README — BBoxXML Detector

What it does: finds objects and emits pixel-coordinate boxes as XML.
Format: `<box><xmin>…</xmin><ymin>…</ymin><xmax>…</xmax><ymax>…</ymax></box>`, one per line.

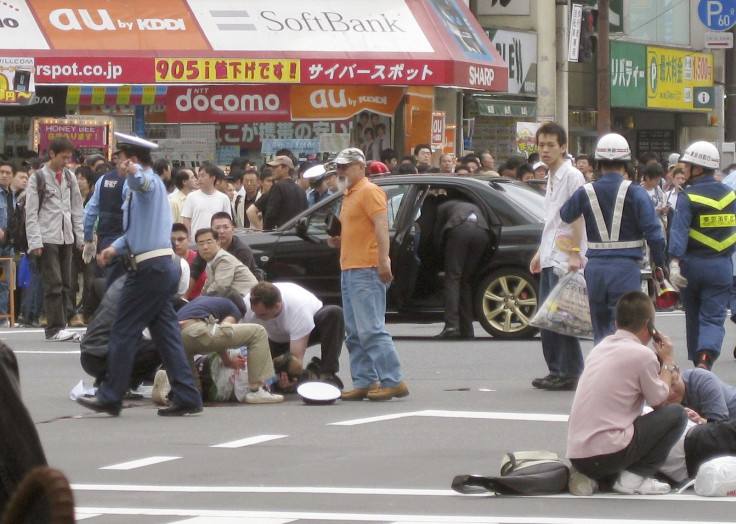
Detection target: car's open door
<box><xmin>386</xmin><ymin>184</ymin><xmax>427</xmax><ymax>307</ymax></box>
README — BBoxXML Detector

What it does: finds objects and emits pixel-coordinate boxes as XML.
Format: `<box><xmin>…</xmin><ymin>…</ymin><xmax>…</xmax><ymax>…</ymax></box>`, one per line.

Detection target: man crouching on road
<box><xmin>567</xmin><ymin>291</ymin><xmax>686</xmax><ymax>495</ymax></box>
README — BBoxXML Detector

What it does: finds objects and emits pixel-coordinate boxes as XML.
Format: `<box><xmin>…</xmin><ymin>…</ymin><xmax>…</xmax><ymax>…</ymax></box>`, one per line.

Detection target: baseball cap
<box><xmin>334</xmin><ymin>147</ymin><xmax>366</xmax><ymax>165</ymax></box>
<box><xmin>668</xmin><ymin>153</ymin><xmax>680</xmax><ymax>169</ymax></box>
<box><xmin>113</xmin><ymin>132</ymin><xmax>159</xmax><ymax>153</ymax></box>
<box><xmin>532</xmin><ymin>161</ymin><xmax>548</xmax><ymax>171</ymax></box>
<box><xmin>266</xmin><ymin>155</ymin><xmax>295</xmax><ymax>169</ymax></box>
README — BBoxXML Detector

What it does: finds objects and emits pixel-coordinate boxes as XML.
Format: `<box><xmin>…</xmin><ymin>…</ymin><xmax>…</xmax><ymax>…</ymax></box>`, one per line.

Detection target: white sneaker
<box><xmin>46</xmin><ymin>329</ymin><xmax>75</xmax><ymax>342</ymax></box>
<box><xmin>151</xmin><ymin>370</ymin><xmax>171</xmax><ymax>406</ymax></box>
<box><xmin>568</xmin><ymin>465</ymin><xmax>598</xmax><ymax>496</ymax></box>
<box><xmin>613</xmin><ymin>470</ymin><xmax>671</xmax><ymax>495</ymax></box>
<box><xmin>244</xmin><ymin>385</ymin><xmax>284</xmax><ymax>404</ymax></box>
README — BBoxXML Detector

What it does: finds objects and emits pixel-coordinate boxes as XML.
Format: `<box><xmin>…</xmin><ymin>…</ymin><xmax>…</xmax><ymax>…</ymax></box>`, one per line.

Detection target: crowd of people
<box><xmin>5</xmin><ymin>124</ymin><xmax>736</xmax><ymax>495</ymax></box>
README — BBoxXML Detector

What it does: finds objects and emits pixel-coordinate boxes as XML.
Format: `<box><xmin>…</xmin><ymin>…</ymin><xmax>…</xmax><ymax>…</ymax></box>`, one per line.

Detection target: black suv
<box><xmin>238</xmin><ymin>175</ymin><xmax>545</xmax><ymax>339</ymax></box>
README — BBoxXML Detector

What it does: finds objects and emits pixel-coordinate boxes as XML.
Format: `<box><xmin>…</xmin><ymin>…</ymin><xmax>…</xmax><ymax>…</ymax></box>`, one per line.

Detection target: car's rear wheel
<box><xmin>475</xmin><ymin>268</ymin><xmax>539</xmax><ymax>339</ymax></box>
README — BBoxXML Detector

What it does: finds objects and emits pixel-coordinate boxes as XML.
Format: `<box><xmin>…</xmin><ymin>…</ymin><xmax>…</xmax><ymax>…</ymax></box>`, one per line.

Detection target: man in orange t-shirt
<box><xmin>327</xmin><ymin>148</ymin><xmax>408</xmax><ymax>401</ymax></box>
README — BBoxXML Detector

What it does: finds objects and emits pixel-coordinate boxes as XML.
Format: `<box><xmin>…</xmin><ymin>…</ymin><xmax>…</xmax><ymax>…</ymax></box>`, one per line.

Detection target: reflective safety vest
<box><xmin>584</xmin><ymin>180</ymin><xmax>645</xmax><ymax>250</ymax></box>
<box><xmin>686</xmin><ymin>189</ymin><xmax>736</xmax><ymax>254</ymax></box>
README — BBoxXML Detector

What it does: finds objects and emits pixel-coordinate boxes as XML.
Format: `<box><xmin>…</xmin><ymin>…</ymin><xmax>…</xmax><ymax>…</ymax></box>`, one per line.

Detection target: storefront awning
<box><xmin>2</xmin><ymin>0</ymin><xmax>508</xmax><ymax>92</ymax></box>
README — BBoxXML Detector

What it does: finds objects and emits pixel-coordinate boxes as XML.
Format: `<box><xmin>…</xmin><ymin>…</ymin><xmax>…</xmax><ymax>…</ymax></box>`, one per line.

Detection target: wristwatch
<box><xmin>662</xmin><ymin>364</ymin><xmax>677</xmax><ymax>373</ymax></box>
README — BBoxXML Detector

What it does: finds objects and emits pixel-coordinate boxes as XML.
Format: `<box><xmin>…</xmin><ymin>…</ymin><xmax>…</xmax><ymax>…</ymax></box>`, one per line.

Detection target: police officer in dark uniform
<box><xmin>77</xmin><ymin>133</ymin><xmax>202</xmax><ymax>417</ymax></box>
<box><xmin>433</xmin><ymin>195</ymin><xmax>491</xmax><ymax>339</ymax></box>
<box><xmin>668</xmin><ymin>141</ymin><xmax>736</xmax><ymax>370</ymax></box>
<box><xmin>82</xmin><ymin>159</ymin><xmax>125</xmax><ymax>284</ymax></box>
<box><xmin>560</xmin><ymin>133</ymin><xmax>666</xmax><ymax>343</ymax></box>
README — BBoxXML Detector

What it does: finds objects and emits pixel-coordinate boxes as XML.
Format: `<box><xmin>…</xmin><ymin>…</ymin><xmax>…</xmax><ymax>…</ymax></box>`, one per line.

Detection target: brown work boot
<box><xmin>70</xmin><ymin>313</ymin><xmax>86</xmax><ymax>327</ymax></box>
<box><xmin>341</xmin><ymin>383</ymin><xmax>379</xmax><ymax>401</ymax></box>
<box><xmin>367</xmin><ymin>381</ymin><xmax>409</xmax><ymax>401</ymax></box>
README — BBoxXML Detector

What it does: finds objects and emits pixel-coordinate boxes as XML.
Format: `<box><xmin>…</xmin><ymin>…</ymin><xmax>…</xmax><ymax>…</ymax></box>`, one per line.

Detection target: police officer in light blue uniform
<box><xmin>668</xmin><ymin>141</ymin><xmax>736</xmax><ymax>370</ymax></box>
<box><xmin>560</xmin><ymin>133</ymin><xmax>666</xmax><ymax>343</ymax></box>
<box><xmin>77</xmin><ymin>132</ymin><xmax>202</xmax><ymax>417</ymax></box>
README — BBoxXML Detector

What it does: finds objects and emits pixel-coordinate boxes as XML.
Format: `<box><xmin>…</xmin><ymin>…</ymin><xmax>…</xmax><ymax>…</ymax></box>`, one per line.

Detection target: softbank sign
<box><xmin>167</xmin><ymin>86</ymin><xmax>291</xmax><ymax>123</ymax></box>
<box><xmin>185</xmin><ymin>0</ymin><xmax>433</xmax><ymax>53</ymax></box>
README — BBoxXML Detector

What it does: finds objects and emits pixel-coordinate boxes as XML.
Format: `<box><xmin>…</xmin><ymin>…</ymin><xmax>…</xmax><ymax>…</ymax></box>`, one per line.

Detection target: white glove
<box><xmin>82</xmin><ymin>241</ymin><xmax>97</xmax><ymax>264</ymax></box>
<box><xmin>668</xmin><ymin>260</ymin><xmax>688</xmax><ymax>290</ymax></box>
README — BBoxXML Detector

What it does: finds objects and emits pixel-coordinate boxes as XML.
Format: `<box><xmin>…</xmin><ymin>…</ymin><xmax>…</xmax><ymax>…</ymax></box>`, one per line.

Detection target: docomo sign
<box><xmin>166</xmin><ymin>85</ymin><xmax>291</xmax><ymax>123</ymax></box>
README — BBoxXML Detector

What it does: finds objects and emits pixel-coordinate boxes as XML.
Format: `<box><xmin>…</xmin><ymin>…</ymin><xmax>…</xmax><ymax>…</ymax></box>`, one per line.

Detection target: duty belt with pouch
<box><xmin>123</xmin><ymin>247</ymin><xmax>175</xmax><ymax>272</ymax></box>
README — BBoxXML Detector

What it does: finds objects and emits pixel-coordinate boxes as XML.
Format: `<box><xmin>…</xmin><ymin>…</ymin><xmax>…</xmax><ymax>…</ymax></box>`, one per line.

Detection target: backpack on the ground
<box><xmin>452</xmin><ymin>451</ymin><xmax>569</xmax><ymax>496</ymax></box>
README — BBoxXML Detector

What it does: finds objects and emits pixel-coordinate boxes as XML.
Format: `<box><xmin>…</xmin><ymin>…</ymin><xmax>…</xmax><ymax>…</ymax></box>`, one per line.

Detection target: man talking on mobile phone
<box><xmin>566</xmin><ymin>291</ymin><xmax>686</xmax><ymax>496</ymax></box>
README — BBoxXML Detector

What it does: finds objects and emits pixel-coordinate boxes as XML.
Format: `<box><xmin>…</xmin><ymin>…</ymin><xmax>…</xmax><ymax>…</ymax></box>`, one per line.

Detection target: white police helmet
<box><xmin>680</xmin><ymin>141</ymin><xmax>720</xmax><ymax>169</ymax></box>
<box><xmin>594</xmin><ymin>133</ymin><xmax>631</xmax><ymax>161</ymax></box>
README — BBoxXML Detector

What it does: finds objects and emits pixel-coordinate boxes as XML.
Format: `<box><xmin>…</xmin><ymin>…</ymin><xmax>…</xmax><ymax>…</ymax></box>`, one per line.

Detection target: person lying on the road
<box><xmin>170</xmin><ymin>290</ymin><xmax>283</xmax><ymax>405</ymax></box>
<box><xmin>667</xmin><ymin>367</ymin><xmax>736</xmax><ymax>422</ymax></box>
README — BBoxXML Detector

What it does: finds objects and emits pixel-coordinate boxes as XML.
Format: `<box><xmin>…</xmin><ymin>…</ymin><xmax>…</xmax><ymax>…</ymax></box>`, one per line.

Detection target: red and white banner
<box><xmin>11</xmin><ymin>0</ymin><xmax>508</xmax><ymax>92</ymax></box>
<box><xmin>167</xmin><ymin>85</ymin><xmax>291</xmax><ymax>123</ymax></box>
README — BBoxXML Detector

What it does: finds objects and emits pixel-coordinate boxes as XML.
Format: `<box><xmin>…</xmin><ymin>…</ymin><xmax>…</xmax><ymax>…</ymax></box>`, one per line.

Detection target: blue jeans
<box><xmin>539</xmin><ymin>267</ymin><xmax>584</xmax><ymax>379</ymax></box>
<box><xmin>341</xmin><ymin>268</ymin><xmax>403</xmax><ymax>388</ymax></box>
<box><xmin>585</xmin><ymin>257</ymin><xmax>642</xmax><ymax>344</ymax></box>
<box><xmin>21</xmin><ymin>256</ymin><xmax>43</xmax><ymax>322</ymax></box>
<box><xmin>681</xmin><ymin>255</ymin><xmax>732</xmax><ymax>362</ymax></box>
<box><xmin>96</xmin><ymin>256</ymin><xmax>201</xmax><ymax>410</ymax></box>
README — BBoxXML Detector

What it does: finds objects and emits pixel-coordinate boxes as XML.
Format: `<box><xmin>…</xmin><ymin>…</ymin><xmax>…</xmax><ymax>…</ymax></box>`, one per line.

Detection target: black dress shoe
<box><xmin>545</xmin><ymin>377</ymin><xmax>579</xmax><ymax>391</ymax></box>
<box><xmin>157</xmin><ymin>404</ymin><xmax>203</xmax><ymax>417</ymax></box>
<box><xmin>76</xmin><ymin>396</ymin><xmax>121</xmax><ymax>416</ymax></box>
<box><xmin>532</xmin><ymin>374</ymin><xmax>556</xmax><ymax>389</ymax></box>
<box><xmin>435</xmin><ymin>327</ymin><xmax>462</xmax><ymax>339</ymax></box>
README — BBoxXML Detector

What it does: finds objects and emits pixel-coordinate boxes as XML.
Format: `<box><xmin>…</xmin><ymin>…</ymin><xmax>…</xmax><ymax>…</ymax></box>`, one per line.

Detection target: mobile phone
<box><xmin>648</xmin><ymin>321</ymin><xmax>662</xmax><ymax>344</ymax></box>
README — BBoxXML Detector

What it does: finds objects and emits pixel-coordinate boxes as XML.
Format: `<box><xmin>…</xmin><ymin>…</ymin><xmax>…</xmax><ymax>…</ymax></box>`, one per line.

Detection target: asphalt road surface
<box><xmin>8</xmin><ymin>310</ymin><xmax>736</xmax><ymax>523</ymax></box>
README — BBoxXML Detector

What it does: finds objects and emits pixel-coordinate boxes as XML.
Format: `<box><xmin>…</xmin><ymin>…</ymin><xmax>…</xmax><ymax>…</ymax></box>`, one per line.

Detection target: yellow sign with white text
<box><xmin>646</xmin><ymin>47</ymin><xmax>713</xmax><ymax>111</ymax></box>
<box><xmin>155</xmin><ymin>58</ymin><xmax>300</xmax><ymax>83</ymax></box>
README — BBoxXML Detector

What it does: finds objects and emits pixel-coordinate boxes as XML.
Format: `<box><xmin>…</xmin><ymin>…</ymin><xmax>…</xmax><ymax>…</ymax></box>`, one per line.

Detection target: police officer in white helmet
<box><xmin>669</xmin><ymin>141</ymin><xmax>736</xmax><ymax>370</ymax></box>
<box><xmin>561</xmin><ymin>133</ymin><xmax>667</xmax><ymax>343</ymax></box>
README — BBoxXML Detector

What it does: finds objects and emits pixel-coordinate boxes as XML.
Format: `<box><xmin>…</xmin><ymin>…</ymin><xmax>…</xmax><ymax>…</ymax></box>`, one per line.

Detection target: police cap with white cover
<box><xmin>680</xmin><ymin>141</ymin><xmax>720</xmax><ymax>169</ymax></box>
<box><xmin>594</xmin><ymin>133</ymin><xmax>631</xmax><ymax>161</ymax></box>
<box><xmin>113</xmin><ymin>132</ymin><xmax>159</xmax><ymax>153</ymax></box>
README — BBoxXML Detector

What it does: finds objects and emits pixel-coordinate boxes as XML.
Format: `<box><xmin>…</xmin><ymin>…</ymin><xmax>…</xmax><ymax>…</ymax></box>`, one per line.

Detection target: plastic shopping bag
<box><xmin>530</xmin><ymin>270</ymin><xmax>593</xmax><ymax>339</ymax></box>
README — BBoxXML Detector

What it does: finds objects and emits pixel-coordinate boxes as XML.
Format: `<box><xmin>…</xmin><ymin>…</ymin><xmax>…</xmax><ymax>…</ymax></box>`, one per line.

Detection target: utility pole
<box><xmin>726</xmin><ymin>24</ymin><xmax>736</xmax><ymax>142</ymax></box>
<box><xmin>597</xmin><ymin>0</ymin><xmax>611</xmax><ymax>134</ymax></box>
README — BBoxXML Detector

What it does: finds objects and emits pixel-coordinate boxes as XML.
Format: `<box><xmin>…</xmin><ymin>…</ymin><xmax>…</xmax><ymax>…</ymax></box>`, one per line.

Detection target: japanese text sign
<box><xmin>646</xmin><ymin>46</ymin><xmax>714</xmax><ymax>111</ymax></box>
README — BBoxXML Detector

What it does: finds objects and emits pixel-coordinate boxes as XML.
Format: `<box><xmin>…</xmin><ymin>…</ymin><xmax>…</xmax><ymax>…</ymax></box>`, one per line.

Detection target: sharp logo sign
<box><xmin>49</xmin><ymin>9</ymin><xmax>187</xmax><ymax>31</ymax></box>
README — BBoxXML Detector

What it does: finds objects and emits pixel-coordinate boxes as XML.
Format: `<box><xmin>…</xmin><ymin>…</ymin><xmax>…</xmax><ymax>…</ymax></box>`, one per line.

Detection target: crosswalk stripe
<box><xmin>210</xmin><ymin>435</ymin><xmax>288</xmax><ymax>448</ymax></box>
<box><xmin>100</xmin><ymin>456</ymin><xmax>181</xmax><ymax>470</ymax></box>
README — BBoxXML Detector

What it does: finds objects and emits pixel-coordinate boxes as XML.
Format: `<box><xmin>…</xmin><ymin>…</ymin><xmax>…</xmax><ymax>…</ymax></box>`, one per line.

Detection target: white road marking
<box><xmin>210</xmin><ymin>435</ymin><xmax>287</xmax><ymax>448</ymax></box>
<box><xmin>74</xmin><ymin>513</ymin><xmax>102</xmax><ymax>520</ymax></box>
<box><xmin>13</xmin><ymin>350</ymin><xmax>80</xmax><ymax>354</ymax></box>
<box><xmin>70</xmin><ymin>506</ymin><xmax>736</xmax><ymax>523</ymax></box>
<box><xmin>71</xmin><ymin>484</ymin><xmax>463</xmax><ymax>497</ymax></box>
<box><xmin>170</xmin><ymin>518</ymin><xmax>295</xmax><ymax>524</ymax></box>
<box><xmin>330</xmin><ymin>410</ymin><xmax>569</xmax><ymax>426</ymax></box>
<box><xmin>69</xmin><ymin>483</ymin><xmax>734</xmax><ymax>504</ymax></box>
<box><xmin>100</xmin><ymin>456</ymin><xmax>181</xmax><ymax>470</ymax></box>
